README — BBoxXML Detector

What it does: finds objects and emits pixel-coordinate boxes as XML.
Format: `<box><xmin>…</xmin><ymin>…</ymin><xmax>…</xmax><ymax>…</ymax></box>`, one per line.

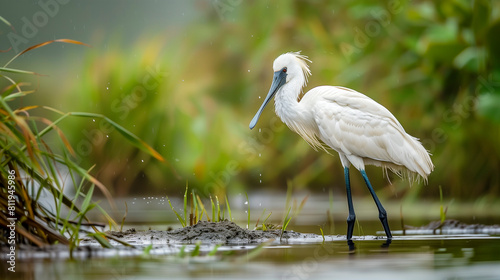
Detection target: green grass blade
<box><xmin>80</xmin><ymin>185</ymin><xmax>94</xmax><ymax>213</ymax></box>
<box><xmin>216</xmin><ymin>196</ymin><xmax>221</xmax><ymax>222</ymax></box>
<box><xmin>167</xmin><ymin>196</ymin><xmax>186</xmax><ymax>227</ymax></box>
<box><xmin>44</xmin><ymin>111</ymin><xmax>164</xmax><ymax>162</ymax></box>
<box><xmin>142</xmin><ymin>244</ymin><xmax>153</xmax><ymax>256</ymax></box>
<box><xmin>210</xmin><ymin>195</ymin><xmax>215</xmax><ymax>222</ymax></box>
<box><xmin>87</xmin><ymin>232</ymin><xmax>113</xmax><ymax>248</ymax></box>
<box><xmin>0</xmin><ymin>16</ymin><xmax>13</xmax><ymax>30</ymax></box>
<box><xmin>256</xmin><ymin>208</ymin><xmax>267</xmax><ymax>228</ymax></box>
<box><xmin>0</xmin><ymin>67</ymin><xmax>38</xmax><ymax>75</ymax></box>
<box><xmin>192</xmin><ymin>190</ymin><xmax>198</xmax><ymax>224</ymax></box>
<box><xmin>320</xmin><ymin>227</ymin><xmax>325</xmax><ymax>243</ymax></box>
<box><xmin>191</xmin><ymin>241</ymin><xmax>201</xmax><ymax>257</ymax></box>
<box><xmin>208</xmin><ymin>244</ymin><xmax>221</xmax><ymax>256</ymax></box>
<box><xmin>263</xmin><ymin>212</ymin><xmax>272</xmax><ymax>225</ymax></box>
<box><xmin>225</xmin><ymin>195</ymin><xmax>232</xmax><ymax>222</ymax></box>
<box><xmin>183</xmin><ymin>183</ymin><xmax>188</xmax><ymax>224</ymax></box>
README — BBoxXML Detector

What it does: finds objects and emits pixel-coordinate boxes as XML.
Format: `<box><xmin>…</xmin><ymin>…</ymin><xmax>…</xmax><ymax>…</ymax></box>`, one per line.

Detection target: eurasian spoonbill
<box><xmin>249</xmin><ymin>52</ymin><xmax>434</xmax><ymax>243</ymax></box>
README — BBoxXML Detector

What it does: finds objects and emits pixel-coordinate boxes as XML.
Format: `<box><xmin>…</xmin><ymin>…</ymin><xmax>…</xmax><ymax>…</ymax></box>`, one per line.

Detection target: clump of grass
<box><xmin>165</xmin><ymin>183</ymin><xmax>309</xmax><ymax>239</ymax></box>
<box><xmin>0</xmin><ymin>34</ymin><xmax>163</xmax><ymax>252</ymax></box>
<box><xmin>255</xmin><ymin>209</ymin><xmax>272</xmax><ymax>231</ymax></box>
<box><xmin>167</xmin><ymin>187</ymin><xmax>234</xmax><ymax>227</ymax></box>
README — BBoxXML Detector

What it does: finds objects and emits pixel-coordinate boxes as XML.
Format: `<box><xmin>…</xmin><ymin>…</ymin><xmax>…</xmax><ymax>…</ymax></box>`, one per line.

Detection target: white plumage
<box><xmin>250</xmin><ymin>51</ymin><xmax>434</xmax><ymax>244</ymax></box>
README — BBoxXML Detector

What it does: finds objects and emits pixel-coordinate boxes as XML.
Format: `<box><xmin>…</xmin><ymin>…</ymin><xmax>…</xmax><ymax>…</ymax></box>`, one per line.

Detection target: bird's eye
<box><xmin>283</xmin><ymin>68</ymin><xmax>287</xmax><ymax>73</ymax></box>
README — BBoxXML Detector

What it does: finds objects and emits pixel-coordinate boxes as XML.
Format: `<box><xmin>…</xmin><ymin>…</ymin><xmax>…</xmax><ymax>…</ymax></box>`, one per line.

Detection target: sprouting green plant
<box><xmin>255</xmin><ymin>208</ymin><xmax>266</xmax><ymax>229</ymax></box>
<box><xmin>262</xmin><ymin>212</ymin><xmax>272</xmax><ymax>230</ymax></box>
<box><xmin>255</xmin><ymin>208</ymin><xmax>273</xmax><ymax>230</ymax></box>
<box><xmin>216</xmin><ymin>195</ymin><xmax>221</xmax><ymax>221</ymax></box>
<box><xmin>210</xmin><ymin>195</ymin><xmax>216</xmax><ymax>222</ymax></box>
<box><xmin>178</xmin><ymin>245</ymin><xmax>187</xmax><ymax>258</ymax></box>
<box><xmin>142</xmin><ymin>244</ymin><xmax>153</xmax><ymax>257</ymax></box>
<box><xmin>254</xmin><ymin>210</ymin><xmax>273</xmax><ymax>231</ymax></box>
<box><xmin>190</xmin><ymin>189</ymin><xmax>198</xmax><ymax>225</ymax></box>
<box><xmin>280</xmin><ymin>207</ymin><xmax>292</xmax><ymax>241</ymax></box>
<box><xmin>225</xmin><ymin>195</ymin><xmax>232</xmax><ymax>222</ymax></box>
<box><xmin>191</xmin><ymin>241</ymin><xmax>201</xmax><ymax>257</ymax></box>
<box><xmin>319</xmin><ymin>227</ymin><xmax>325</xmax><ymax>243</ymax></box>
<box><xmin>208</xmin><ymin>244</ymin><xmax>221</xmax><ymax>256</ymax></box>
<box><xmin>196</xmin><ymin>194</ymin><xmax>210</xmax><ymax>222</ymax></box>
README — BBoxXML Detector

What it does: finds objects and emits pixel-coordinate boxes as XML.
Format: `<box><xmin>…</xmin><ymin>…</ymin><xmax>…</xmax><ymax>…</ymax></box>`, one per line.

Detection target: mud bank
<box><xmin>103</xmin><ymin>220</ymin><xmax>324</xmax><ymax>245</ymax></box>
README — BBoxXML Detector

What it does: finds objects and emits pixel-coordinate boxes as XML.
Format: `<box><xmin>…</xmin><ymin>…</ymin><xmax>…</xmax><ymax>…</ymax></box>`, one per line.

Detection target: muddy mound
<box><xmin>167</xmin><ymin>220</ymin><xmax>302</xmax><ymax>243</ymax></box>
<box><xmin>405</xmin><ymin>219</ymin><xmax>500</xmax><ymax>234</ymax></box>
<box><xmin>105</xmin><ymin>220</ymin><xmax>307</xmax><ymax>244</ymax></box>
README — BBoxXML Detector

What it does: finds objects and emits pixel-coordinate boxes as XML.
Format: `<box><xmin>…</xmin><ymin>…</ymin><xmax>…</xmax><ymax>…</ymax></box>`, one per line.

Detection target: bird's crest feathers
<box><xmin>289</xmin><ymin>51</ymin><xmax>312</xmax><ymax>85</ymax></box>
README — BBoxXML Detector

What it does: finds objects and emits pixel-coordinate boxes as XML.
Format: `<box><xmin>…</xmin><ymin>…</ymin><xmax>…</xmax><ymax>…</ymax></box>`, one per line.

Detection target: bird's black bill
<box><xmin>249</xmin><ymin>69</ymin><xmax>287</xmax><ymax>129</ymax></box>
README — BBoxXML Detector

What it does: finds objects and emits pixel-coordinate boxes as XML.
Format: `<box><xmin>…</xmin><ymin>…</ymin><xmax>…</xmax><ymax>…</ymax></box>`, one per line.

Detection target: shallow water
<box><xmin>6</xmin><ymin>230</ymin><xmax>500</xmax><ymax>280</ymax></box>
<box><xmin>5</xmin><ymin>194</ymin><xmax>500</xmax><ymax>280</ymax></box>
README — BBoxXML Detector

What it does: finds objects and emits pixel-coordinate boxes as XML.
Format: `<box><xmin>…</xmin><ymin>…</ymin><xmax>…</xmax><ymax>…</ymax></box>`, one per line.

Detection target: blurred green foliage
<box><xmin>46</xmin><ymin>0</ymin><xmax>500</xmax><ymax>200</ymax></box>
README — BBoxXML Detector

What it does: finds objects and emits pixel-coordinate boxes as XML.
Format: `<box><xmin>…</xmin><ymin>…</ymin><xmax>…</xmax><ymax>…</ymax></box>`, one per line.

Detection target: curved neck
<box><xmin>274</xmin><ymin>76</ymin><xmax>304</xmax><ymax>126</ymax></box>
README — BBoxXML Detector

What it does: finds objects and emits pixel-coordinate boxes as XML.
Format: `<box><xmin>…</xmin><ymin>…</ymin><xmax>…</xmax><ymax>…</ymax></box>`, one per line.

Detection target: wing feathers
<box><xmin>305</xmin><ymin>86</ymin><xmax>433</xmax><ymax>181</ymax></box>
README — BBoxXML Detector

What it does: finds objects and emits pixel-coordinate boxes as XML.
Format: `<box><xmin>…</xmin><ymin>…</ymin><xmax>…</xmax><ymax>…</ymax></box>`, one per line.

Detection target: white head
<box><xmin>272</xmin><ymin>51</ymin><xmax>311</xmax><ymax>86</ymax></box>
<box><xmin>249</xmin><ymin>51</ymin><xmax>311</xmax><ymax>129</ymax></box>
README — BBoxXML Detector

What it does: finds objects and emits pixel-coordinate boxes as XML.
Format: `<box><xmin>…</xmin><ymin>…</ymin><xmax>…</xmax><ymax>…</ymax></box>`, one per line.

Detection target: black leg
<box><xmin>344</xmin><ymin>167</ymin><xmax>356</xmax><ymax>241</ymax></box>
<box><xmin>360</xmin><ymin>170</ymin><xmax>392</xmax><ymax>239</ymax></box>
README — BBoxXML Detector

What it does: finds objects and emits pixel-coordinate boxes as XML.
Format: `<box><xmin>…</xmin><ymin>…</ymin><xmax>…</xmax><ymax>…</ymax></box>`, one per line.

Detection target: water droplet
<box><xmin>92</xmin><ymin>119</ymin><xmax>95</xmax><ymax>122</ymax></box>
<box><xmin>106</xmin><ymin>87</ymin><xmax>109</xmax><ymax>90</ymax></box>
<box><xmin>106</xmin><ymin>135</ymin><xmax>109</xmax><ymax>138</ymax></box>
<box><xmin>175</xmin><ymin>158</ymin><xmax>180</xmax><ymax>162</ymax></box>
<box><xmin>259</xmin><ymin>153</ymin><xmax>261</xmax><ymax>157</ymax></box>
<box><xmin>259</xmin><ymin>128</ymin><xmax>261</xmax><ymax>132</ymax></box>
<box><xmin>258</xmin><ymin>96</ymin><xmax>261</xmax><ymax>99</ymax></box>
<box><xmin>259</xmin><ymin>173</ymin><xmax>262</xmax><ymax>176</ymax></box>
<box><xmin>259</xmin><ymin>180</ymin><xmax>262</xmax><ymax>183</ymax></box>
<box><xmin>132</xmin><ymin>202</ymin><xmax>135</xmax><ymax>204</ymax></box>
<box><xmin>259</xmin><ymin>203</ymin><xmax>262</xmax><ymax>206</ymax></box>
<box><xmin>248</xmin><ymin>69</ymin><xmax>250</xmax><ymax>72</ymax></box>
<box><xmin>244</xmin><ymin>201</ymin><xmax>248</xmax><ymax>205</ymax></box>
<box><xmin>141</xmin><ymin>159</ymin><xmax>144</xmax><ymax>163</ymax></box>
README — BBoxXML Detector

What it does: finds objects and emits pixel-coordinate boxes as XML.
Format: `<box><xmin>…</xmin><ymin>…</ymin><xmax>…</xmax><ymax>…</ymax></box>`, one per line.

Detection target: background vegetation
<box><xmin>2</xmin><ymin>0</ymin><xmax>499</xmax><ymax>204</ymax></box>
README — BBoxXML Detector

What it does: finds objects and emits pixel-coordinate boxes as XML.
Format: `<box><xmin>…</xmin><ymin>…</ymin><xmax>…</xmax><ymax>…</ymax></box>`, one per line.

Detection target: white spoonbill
<box><xmin>250</xmin><ymin>52</ymin><xmax>433</xmax><ymax>242</ymax></box>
